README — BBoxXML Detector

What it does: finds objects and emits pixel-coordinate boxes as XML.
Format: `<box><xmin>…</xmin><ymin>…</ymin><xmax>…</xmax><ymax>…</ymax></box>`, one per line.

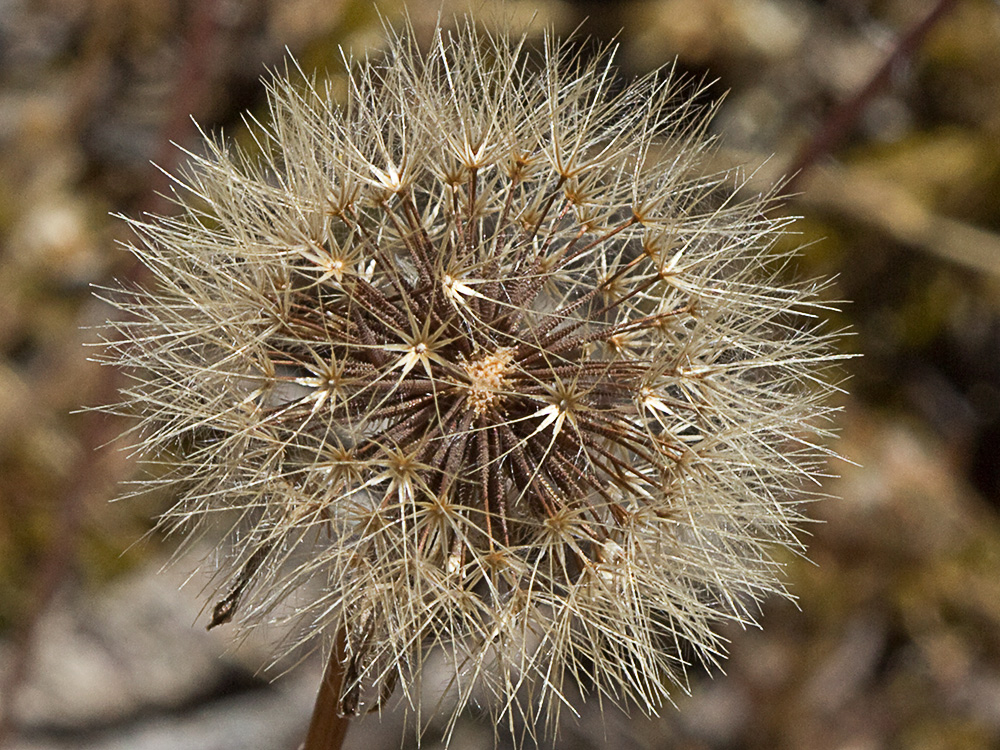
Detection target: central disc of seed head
<box><xmin>462</xmin><ymin>347</ymin><xmax>515</xmax><ymax>415</ymax></box>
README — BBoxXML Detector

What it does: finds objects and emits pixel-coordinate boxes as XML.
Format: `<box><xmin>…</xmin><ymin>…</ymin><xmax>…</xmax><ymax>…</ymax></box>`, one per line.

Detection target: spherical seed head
<box><xmin>107</xmin><ymin>17</ymin><xmax>844</xmax><ymax>743</ymax></box>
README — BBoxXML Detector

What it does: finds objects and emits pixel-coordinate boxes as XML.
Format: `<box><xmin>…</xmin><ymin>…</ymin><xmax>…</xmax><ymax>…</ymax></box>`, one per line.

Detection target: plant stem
<box><xmin>303</xmin><ymin>628</ymin><xmax>352</xmax><ymax>750</ymax></box>
<box><xmin>785</xmin><ymin>0</ymin><xmax>961</xmax><ymax>191</ymax></box>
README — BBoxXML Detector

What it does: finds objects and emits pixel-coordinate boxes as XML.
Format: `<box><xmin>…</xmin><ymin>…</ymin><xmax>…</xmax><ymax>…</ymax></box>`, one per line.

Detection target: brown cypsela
<box><xmin>103</xmin><ymin>16</ymin><xmax>846</xmax><ymax>747</ymax></box>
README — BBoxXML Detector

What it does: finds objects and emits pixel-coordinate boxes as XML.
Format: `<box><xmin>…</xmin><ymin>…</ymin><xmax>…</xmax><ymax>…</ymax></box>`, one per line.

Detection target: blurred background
<box><xmin>1</xmin><ymin>0</ymin><xmax>1000</xmax><ymax>748</ymax></box>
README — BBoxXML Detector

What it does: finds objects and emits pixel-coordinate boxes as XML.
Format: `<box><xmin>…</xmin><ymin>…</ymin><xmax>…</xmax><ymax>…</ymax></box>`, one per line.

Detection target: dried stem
<box><xmin>303</xmin><ymin>629</ymin><xmax>352</xmax><ymax>750</ymax></box>
<box><xmin>785</xmin><ymin>0</ymin><xmax>961</xmax><ymax>191</ymax></box>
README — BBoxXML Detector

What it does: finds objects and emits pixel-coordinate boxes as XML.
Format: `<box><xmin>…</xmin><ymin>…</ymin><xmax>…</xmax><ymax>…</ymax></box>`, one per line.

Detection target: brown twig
<box><xmin>0</xmin><ymin>2</ymin><xmax>220</xmax><ymax>746</ymax></box>
<box><xmin>303</xmin><ymin>629</ymin><xmax>353</xmax><ymax>750</ymax></box>
<box><xmin>784</xmin><ymin>0</ymin><xmax>961</xmax><ymax>191</ymax></box>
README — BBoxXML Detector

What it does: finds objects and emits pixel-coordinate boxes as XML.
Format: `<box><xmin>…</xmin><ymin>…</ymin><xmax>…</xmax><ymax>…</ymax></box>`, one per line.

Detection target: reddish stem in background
<box><xmin>0</xmin><ymin>2</ymin><xmax>220</xmax><ymax>747</ymax></box>
<box><xmin>784</xmin><ymin>0</ymin><xmax>961</xmax><ymax>191</ymax></box>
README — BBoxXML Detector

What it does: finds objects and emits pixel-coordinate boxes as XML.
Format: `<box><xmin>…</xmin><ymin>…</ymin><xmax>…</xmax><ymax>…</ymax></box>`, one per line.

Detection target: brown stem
<box><xmin>785</xmin><ymin>0</ymin><xmax>961</xmax><ymax>191</ymax></box>
<box><xmin>303</xmin><ymin>628</ymin><xmax>352</xmax><ymax>750</ymax></box>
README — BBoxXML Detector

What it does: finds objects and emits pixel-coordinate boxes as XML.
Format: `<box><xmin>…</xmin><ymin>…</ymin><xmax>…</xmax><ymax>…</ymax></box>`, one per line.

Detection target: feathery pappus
<box><xmin>104</xmin><ymin>16</ymin><xmax>845</xmax><ymax>745</ymax></box>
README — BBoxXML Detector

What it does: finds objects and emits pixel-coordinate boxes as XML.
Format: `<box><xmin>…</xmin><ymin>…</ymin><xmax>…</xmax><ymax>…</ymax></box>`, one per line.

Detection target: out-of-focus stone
<box><xmin>8</xmin><ymin>564</ymin><xmax>256</xmax><ymax>732</ymax></box>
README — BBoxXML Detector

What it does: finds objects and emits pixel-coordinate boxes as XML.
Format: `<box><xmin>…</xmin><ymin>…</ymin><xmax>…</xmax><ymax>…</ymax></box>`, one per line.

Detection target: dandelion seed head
<box><xmin>106</xmin><ymin>15</ymin><xmax>845</xmax><ymax>744</ymax></box>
